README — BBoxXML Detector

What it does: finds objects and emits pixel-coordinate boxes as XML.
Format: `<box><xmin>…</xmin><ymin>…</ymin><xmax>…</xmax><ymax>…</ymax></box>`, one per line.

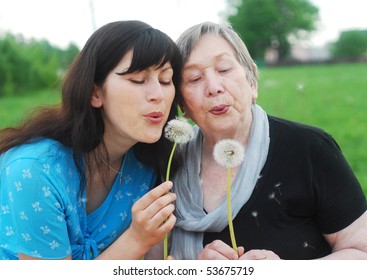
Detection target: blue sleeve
<box><xmin>1</xmin><ymin>158</ymin><xmax>72</xmax><ymax>259</ymax></box>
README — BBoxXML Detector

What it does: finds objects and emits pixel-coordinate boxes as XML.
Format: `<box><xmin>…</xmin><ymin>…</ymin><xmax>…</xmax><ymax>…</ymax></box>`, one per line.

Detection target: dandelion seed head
<box><xmin>213</xmin><ymin>139</ymin><xmax>245</xmax><ymax>168</ymax></box>
<box><xmin>164</xmin><ymin>118</ymin><xmax>195</xmax><ymax>144</ymax></box>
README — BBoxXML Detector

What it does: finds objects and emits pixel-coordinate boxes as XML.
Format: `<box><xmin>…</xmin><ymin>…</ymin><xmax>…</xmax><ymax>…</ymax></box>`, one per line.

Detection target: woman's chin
<box><xmin>142</xmin><ymin>134</ymin><xmax>162</xmax><ymax>144</ymax></box>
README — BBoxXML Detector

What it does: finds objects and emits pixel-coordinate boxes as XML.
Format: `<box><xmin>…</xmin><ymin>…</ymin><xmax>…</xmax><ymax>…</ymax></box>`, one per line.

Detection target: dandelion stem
<box><xmin>163</xmin><ymin>231</ymin><xmax>169</xmax><ymax>260</ymax></box>
<box><xmin>163</xmin><ymin>141</ymin><xmax>177</xmax><ymax>260</ymax></box>
<box><xmin>166</xmin><ymin>142</ymin><xmax>177</xmax><ymax>182</ymax></box>
<box><xmin>227</xmin><ymin>167</ymin><xmax>238</xmax><ymax>255</ymax></box>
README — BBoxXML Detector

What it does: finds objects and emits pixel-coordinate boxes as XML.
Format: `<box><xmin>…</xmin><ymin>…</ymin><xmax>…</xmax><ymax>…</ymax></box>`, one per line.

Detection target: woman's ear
<box><xmin>91</xmin><ymin>84</ymin><xmax>103</xmax><ymax>108</ymax></box>
<box><xmin>251</xmin><ymin>63</ymin><xmax>259</xmax><ymax>103</ymax></box>
<box><xmin>251</xmin><ymin>82</ymin><xmax>259</xmax><ymax>104</ymax></box>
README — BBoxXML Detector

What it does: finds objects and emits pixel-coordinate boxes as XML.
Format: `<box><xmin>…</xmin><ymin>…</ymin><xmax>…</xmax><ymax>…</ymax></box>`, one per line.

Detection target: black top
<box><xmin>204</xmin><ymin>116</ymin><xmax>367</xmax><ymax>259</ymax></box>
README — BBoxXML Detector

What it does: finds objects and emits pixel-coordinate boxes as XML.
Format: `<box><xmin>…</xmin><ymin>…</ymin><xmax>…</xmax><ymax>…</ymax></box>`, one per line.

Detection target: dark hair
<box><xmin>0</xmin><ymin>20</ymin><xmax>182</xmax><ymax>184</ymax></box>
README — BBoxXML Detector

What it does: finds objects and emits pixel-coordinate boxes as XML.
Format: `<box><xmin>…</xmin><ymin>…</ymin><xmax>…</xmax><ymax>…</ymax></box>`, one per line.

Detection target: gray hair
<box><xmin>175</xmin><ymin>21</ymin><xmax>258</xmax><ymax>86</ymax></box>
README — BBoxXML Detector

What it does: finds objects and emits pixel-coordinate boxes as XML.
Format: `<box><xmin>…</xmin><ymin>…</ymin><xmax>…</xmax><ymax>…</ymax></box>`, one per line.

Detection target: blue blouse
<box><xmin>0</xmin><ymin>138</ymin><xmax>156</xmax><ymax>259</ymax></box>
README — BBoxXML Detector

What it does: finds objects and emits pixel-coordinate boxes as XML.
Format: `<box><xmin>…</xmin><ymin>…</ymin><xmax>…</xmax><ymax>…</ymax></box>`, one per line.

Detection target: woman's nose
<box><xmin>146</xmin><ymin>80</ymin><xmax>164</xmax><ymax>102</ymax></box>
<box><xmin>205</xmin><ymin>72</ymin><xmax>224</xmax><ymax>96</ymax></box>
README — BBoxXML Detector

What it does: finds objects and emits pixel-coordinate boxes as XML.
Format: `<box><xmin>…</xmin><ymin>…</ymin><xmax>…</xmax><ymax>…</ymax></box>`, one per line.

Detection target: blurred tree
<box><xmin>0</xmin><ymin>33</ymin><xmax>79</xmax><ymax>97</ymax></box>
<box><xmin>0</xmin><ymin>34</ymin><xmax>30</xmax><ymax>96</ymax></box>
<box><xmin>26</xmin><ymin>39</ymin><xmax>59</xmax><ymax>88</ymax></box>
<box><xmin>331</xmin><ymin>30</ymin><xmax>367</xmax><ymax>60</ymax></box>
<box><xmin>226</xmin><ymin>0</ymin><xmax>319</xmax><ymax>61</ymax></box>
<box><xmin>60</xmin><ymin>43</ymin><xmax>80</xmax><ymax>69</ymax></box>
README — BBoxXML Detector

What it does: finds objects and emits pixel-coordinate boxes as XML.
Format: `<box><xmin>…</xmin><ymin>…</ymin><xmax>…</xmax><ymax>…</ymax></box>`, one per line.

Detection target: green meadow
<box><xmin>0</xmin><ymin>89</ymin><xmax>60</xmax><ymax>128</ymax></box>
<box><xmin>257</xmin><ymin>63</ymin><xmax>367</xmax><ymax>194</ymax></box>
<box><xmin>0</xmin><ymin>63</ymin><xmax>366</xmax><ymax>195</ymax></box>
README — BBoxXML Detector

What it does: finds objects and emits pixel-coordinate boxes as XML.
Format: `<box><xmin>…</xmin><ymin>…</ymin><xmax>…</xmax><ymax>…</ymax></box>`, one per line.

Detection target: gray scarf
<box><xmin>170</xmin><ymin>104</ymin><xmax>270</xmax><ymax>259</ymax></box>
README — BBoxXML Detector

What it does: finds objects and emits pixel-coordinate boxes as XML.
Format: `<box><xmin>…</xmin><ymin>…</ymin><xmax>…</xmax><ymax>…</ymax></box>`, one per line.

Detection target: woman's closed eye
<box><xmin>183</xmin><ymin>69</ymin><xmax>202</xmax><ymax>84</ymax></box>
<box><xmin>186</xmin><ymin>75</ymin><xmax>202</xmax><ymax>84</ymax></box>
<box><xmin>129</xmin><ymin>79</ymin><xmax>145</xmax><ymax>84</ymax></box>
<box><xmin>218</xmin><ymin>68</ymin><xmax>231</xmax><ymax>74</ymax></box>
<box><xmin>129</xmin><ymin>78</ymin><xmax>172</xmax><ymax>85</ymax></box>
<box><xmin>191</xmin><ymin>77</ymin><xmax>201</xmax><ymax>83</ymax></box>
<box><xmin>159</xmin><ymin>80</ymin><xmax>172</xmax><ymax>86</ymax></box>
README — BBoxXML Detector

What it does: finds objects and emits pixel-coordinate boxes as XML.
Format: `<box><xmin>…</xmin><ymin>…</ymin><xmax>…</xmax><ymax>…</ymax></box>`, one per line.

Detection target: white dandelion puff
<box><xmin>164</xmin><ymin>117</ymin><xmax>195</xmax><ymax>144</ymax></box>
<box><xmin>213</xmin><ymin>139</ymin><xmax>245</xmax><ymax>168</ymax></box>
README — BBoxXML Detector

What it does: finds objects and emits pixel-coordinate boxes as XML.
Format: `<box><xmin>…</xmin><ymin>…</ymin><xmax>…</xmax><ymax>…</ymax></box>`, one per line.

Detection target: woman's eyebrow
<box><xmin>183</xmin><ymin>52</ymin><xmax>233</xmax><ymax>70</ymax></box>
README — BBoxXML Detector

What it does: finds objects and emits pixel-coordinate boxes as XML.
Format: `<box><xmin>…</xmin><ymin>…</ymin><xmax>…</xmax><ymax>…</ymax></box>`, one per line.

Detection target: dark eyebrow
<box><xmin>115</xmin><ymin>68</ymin><xmax>130</xmax><ymax>76</ymax></box>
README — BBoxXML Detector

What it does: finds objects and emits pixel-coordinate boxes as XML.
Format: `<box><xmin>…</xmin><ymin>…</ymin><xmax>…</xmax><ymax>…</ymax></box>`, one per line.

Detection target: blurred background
<box><xmin>0</xmin><ymin>0</ymin><xmax>366</xmax><ymax>194</ymax></box>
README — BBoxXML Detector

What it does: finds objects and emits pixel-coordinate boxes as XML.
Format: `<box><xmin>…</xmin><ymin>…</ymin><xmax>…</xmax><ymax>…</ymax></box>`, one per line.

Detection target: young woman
<box><xmin>0</xmin><ymin>20</ymin><xmax>182</xmax><ymax>260</ymax></box>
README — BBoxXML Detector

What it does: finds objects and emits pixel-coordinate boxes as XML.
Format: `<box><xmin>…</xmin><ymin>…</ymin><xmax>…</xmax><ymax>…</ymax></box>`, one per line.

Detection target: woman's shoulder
<box><xmin>1</xmin><ymin>138</ymin><xmax>71</xmax><ymax>168</ymax></box>
<box><xmin>268</xmin><ymin>115</ymin><xmax>334</xmax><ymax>142</ymax></box>
<box><xmin>267</xmin><ymin>115</ymin><xmax>341</xmax><ymax>155</ymax></box>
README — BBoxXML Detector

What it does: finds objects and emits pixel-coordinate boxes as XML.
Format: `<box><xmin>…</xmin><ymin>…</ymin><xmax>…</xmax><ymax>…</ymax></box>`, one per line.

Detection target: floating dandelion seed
<box><xmin>268</xmin><ymin>191</ymin><xmax>281</xmax><ymax>205</ymax></box>
<box><xmin>163</xmin><ymin>117</ymin><xmax>195</xmax><ymax>260</ymax></box>
<box><xmin>251</xmin><ymin>211</ymin><xmax>260</xmax><ymax>226</ymax></box>
<box><xmin>303</xmin><ymin>241</ymin><xmax>316</xmax><ymax>250</ymax></box>
<box><xmin>213</xmin><ymin>139</ymin><xmax>245</xmax><ymax>255</ymax></box>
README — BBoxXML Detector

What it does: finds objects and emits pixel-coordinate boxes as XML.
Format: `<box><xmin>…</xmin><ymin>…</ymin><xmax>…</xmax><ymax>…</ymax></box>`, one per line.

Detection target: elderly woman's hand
<box><xmin>197</xmin><ymin>240</ymin><xmax>245</xmax><ymax>260</ymax></box>
<box><xmin>197</xmin><ymin>239</ymin><xmax>281</xmax><ymax>260</ymax></box>
<box><xmin>239</xmin><ymin>249</ymin><xmax>281</xmax><ymax>260</ymax></box>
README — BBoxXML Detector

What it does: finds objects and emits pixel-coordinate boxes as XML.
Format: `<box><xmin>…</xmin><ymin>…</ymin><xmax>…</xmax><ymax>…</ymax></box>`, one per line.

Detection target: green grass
<box><xmin>257</xmin><ymin>63</ymin><xmax>367</xmax><ymax>195</ymax></box>
<box><xmin>1</xmin><ymin>63</ymin><xmax>366</xmax><ymax>196</ymax></box>
<box><xmin>0</xmin><ymin>89</ymin><xmax>60</xmax><ymax>128</ymax></box>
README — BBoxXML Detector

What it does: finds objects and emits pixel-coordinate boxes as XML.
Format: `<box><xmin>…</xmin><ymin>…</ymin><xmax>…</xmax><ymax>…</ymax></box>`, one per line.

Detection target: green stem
<box><xmin>227</xmin><ymin>167</ymin><xmax>238</xmax><ymax>255</ymax></box>
<box><xmin>164</xmin><ymin>141</ymin><xmax>177</xmax><ymax>260</ymax></box>
<box><xmin>166</xmin><ymin>142</ymin><xmax>177</xmax><ymax>182</ymax></box>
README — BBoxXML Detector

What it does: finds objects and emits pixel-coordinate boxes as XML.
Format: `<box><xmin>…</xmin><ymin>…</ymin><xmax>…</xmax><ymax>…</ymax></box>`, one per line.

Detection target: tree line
<box><xmin>2</xmin><ymin>0</ymin><xmax>367</xmax><ymax>97</ymax></box>
<box><xmin>0</xmin><ymin>33</ymin><xmax>79</xmax><ymax>97</ymax></box>
<box><xmin>226</xmin><ymin>0</ymin><xmax>367</xmax><ymax>63</ymax></box>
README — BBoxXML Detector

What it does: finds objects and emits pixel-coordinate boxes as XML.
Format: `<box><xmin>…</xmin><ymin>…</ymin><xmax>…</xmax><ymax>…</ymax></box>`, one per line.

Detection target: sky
<box><xmin>0</xmin><ymin>0</ymin><xmax>366</xmax><ymax>49</ymax></box>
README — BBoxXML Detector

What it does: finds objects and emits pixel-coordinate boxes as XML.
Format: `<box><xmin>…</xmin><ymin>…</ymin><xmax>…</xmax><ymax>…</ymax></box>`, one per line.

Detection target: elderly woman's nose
<box><xmin>205</xmin><ymin>72</ymin><xmax>224</xmax><ymax>96</ymax></box>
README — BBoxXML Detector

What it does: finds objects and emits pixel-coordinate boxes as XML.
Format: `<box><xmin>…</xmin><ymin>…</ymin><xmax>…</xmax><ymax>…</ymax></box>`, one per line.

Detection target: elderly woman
<box><xmin>170</xmin><ymin>22</ymin><xmax>367</xmax><ymax>260</ymax></box>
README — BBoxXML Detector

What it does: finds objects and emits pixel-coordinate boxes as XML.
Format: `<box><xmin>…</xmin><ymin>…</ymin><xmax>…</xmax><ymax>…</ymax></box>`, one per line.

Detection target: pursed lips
<box><xmin>209</xmin><ymin>104</ymin><xmax>230</xmax><ymax>115</ymax></box>
<box><xmin>143</xmin><ymin>111</ymin><xmax>164</xmax><ymax>124</ymax></box>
